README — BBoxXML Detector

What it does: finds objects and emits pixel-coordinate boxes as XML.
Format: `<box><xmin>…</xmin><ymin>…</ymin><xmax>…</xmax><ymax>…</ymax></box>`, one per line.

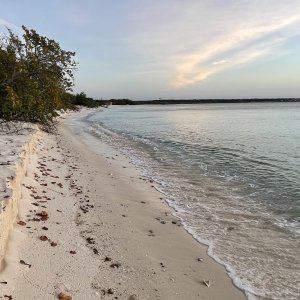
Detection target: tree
<box><xmin>0</xmin><ymin>26</ymin><xmax>77</xmax><ymax>130</ymax></box>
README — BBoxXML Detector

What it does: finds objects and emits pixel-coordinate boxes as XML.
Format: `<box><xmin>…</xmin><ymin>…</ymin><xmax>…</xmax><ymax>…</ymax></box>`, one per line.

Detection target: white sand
<box><xmin>0</xmin><ymin>111</ymin><xmax>246</xmax><ymax>299</ymax></box>
<box><xmin>0</xmin><ymin>124</ymin><xmax>39</xmax><ymax>269</ymax></box>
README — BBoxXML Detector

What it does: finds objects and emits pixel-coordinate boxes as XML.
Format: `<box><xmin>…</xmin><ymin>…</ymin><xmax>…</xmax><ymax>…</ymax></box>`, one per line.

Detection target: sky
<box><xmin>1</xmin><ymin>0</ymin><xmax>300</xmax><ymax>100</ymax></box>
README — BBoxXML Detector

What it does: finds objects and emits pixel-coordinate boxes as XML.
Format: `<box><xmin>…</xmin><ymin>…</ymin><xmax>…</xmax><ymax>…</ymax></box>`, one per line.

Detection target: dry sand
<box><xmin>0</xmin><ymin>111</ymin><xmax>246</xmax><ymax>299</ymax></box>
<box><xmin>0</xmin><ymin>124</ymin><xmax>38</xmax><ymax>269</ymax></box>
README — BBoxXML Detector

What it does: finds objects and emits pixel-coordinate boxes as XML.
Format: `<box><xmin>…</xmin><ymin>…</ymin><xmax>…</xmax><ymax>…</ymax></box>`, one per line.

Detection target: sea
<box><xmin>72</xmin><ymin>102</ymin><xmax>300</xmax><ymax>300</ymax></box>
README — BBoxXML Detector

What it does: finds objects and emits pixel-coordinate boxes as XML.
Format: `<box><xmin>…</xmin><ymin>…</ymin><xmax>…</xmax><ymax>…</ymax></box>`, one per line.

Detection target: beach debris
<box><xmin>50</xmin><ymin>241</ymin><xmax>58</xmax><ymax>247</ymax></box>
<box><xmin>140</xmin><ymin>201</ymin><xmax>146</xmax><ymax>204</ymax></box>
<box><xmin>42</xmin><ymin>226</ymin><xmax>48</xmax><ymax>230</ymax></box>
<box><xmin>101</xmin><ymin>288</ymin><xmax>114</xmax><ymax>295</ymax></box>
<box><xmin>70</xmin><ymin>251</ymin><xmax>76</xmax><ymax>254</ymax></box>
<box><xmin>110</xmin><ymin>262</ymin><xmax>121</xmax><ymax>268</ymax></box>
<box><xmin>128</xmin><ymin>295</ymin><xmax>138</xmax><ymax>300</ymax></box>
<box><xmin>155</xmin><ymin>217</ymin><xmax>166</xmax><ymax>224</ymax></box>
<box><xmin>203</xmin><ymin>280</ymin><xmax>211</xmax><ymax>287</ymax></box>
<box><xmin>93</xmin><ymin>248</ymin><xmax>99</xmax><ymax>255</ymax></box>
<box><xmin>197</xmin><ymin>258</ymin><xmax>203</xmax><ymax>262</ymax></box>
<box><xmin>4</xmin><ymin>295</ymin><xmax>13</xmax><ymax>300</ymax></box>
<box><xmin>104</xmin><ymin>256</ymin><xmax>112</xmax><ymax>262</ymax></box>
<box><xmin>0</xmin><ymin>281</ymin><xmax>8</xmax><ymax>284</ymax></box>
<box><xmin>17</xmin><ymin>221</ymin><xmax>26</xmax><ymax>226</ymax></box>
<box><xmin>79</xmin><ymin>206</ymin><xmax>88</xmax><ymax>213</ymax></box>
<box><xmin>58</xmin><ymin>292</ymin><xmax>72</xmax><ymax>300</ymax></box>
<box><xmin>148</xmin><ymin>229</ymin><xmax>155</xmax><ymax>236</ymax></box>
<box><xmin>36</xmin><ymin>211</ymin><xmax>49</xmax><ymax>221</ymax></box>
<box><xmin>31</xmin><ymin>217</ymin><xmax>41</xmax><ymax>222</ymax></box>
<box><xmin>39</xmin><ymin>235</ymin><xmax>48</xmax><ymax>241</ymax></box>
<box><xmin>86</xmin><ymin>237</ymin><xmax>95</xmax><ymax>244</ymax></box>
<box><xmin>20</xmin><ymin>260</ymin><xmax>31</xmax><ymax>268</ymax></box>
<box><xmin>107</xmin><ymin>288</ymin><xmax>114</xmax><ymax>294</ymax></box>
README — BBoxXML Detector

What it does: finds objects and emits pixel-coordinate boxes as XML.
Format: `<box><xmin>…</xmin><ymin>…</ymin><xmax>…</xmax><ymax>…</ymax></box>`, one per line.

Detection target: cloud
<box><xmin>213</xmin><ymin>60</ymin><xmax>229</xmax><ymax>65</ymax></box>
<box><xmin>125</xmin><ymin>1</ymin><xmax>300</xmax><ymax>88</ymax></box>
<box><xmin>170</xmin><ymin>15</ymin><xmax>300</xmax><ymax>87</ymax></box>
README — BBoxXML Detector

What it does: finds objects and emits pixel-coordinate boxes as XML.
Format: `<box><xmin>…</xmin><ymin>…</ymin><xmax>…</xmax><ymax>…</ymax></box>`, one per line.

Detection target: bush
<box><xmin>0</xmin><ymin>26</ymin><xmax>77</xmax><ymax>130</ymax></box>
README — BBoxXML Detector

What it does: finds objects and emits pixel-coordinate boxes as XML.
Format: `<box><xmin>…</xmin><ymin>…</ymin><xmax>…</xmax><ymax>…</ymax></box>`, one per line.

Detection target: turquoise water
<box><xmin>83</xmin><ymin>103</ymin><xmax>300</xmax><ymax>299</ymax></box>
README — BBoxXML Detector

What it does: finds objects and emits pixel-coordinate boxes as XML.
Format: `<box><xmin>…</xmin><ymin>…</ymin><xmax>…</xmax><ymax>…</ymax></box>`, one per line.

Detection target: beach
<box><xmin>0</xmin><ymin>110</ymin><xmax>246</xmax><ymax>299</ymax></box>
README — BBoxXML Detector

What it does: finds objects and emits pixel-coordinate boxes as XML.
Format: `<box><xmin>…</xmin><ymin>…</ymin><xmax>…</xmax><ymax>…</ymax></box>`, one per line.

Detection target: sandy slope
<box><xmin>0</xmin><ymin>125</ymin><xmax>38</xmax><ymax>269</ymax></box>
<box><xmin>0</xmin><ymin>112</ymin><xmax>246</xmax><ymax>300</ymax></box>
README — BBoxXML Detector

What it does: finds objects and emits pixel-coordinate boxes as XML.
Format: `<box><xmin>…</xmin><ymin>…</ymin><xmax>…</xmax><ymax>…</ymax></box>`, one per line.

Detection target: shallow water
<box><xmin>79</xmin><ymin>103</ymin><xmax>300</xmax><ymax>299</ymax></box>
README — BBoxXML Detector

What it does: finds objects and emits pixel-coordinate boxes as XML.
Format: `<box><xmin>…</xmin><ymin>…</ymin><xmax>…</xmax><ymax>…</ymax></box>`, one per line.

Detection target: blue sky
<box><xmin>1</xmin><ymin>0</ymin><xmax>300</xmax><ymax>99</ymax></box>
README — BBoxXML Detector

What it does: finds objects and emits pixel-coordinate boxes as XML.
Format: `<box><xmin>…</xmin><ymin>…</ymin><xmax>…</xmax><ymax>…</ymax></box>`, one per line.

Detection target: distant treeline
<box><xmin>68</xmin><ymin>92</ymin><xmax>103</xmax><ymax>108</ymax></box>
<box><xmin>98</xmin><ymin>98</ymin><xmax>300</xmax><ymax>106</ymax></box>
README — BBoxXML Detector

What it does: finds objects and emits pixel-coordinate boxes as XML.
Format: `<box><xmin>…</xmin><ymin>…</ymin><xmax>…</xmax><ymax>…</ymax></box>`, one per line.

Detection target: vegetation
<box><xmin>69</xmin><ymin>92</ymin><xmax>103</xmax><ymax>108</ymax></box>
<box><xmin>0</xmin><ymin>26</ymin><xmax>77</xmax><ymax>130</ymax></box>
<box><xmin>111</xmin><ymin>98</ymin><xmax>300</xmax><ymax>105</ymax></box>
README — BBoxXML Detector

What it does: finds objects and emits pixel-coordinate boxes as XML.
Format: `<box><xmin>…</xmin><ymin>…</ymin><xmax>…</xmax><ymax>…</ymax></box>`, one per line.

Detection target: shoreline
<box><xmin>0</xmin><ymin>110</ymin><xmax>246</xmax><ymax>299</ymax></box>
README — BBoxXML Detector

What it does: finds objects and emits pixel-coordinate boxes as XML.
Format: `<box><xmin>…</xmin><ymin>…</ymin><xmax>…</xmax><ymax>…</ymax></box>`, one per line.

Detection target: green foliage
<box><xmin>109</xmin><ymin>99</ymin><xmax>133</xmax><ymax>105</ymax></box>
<box><xmin>71</xmin><ymin>92</ymin><xmax>102</xmax><ymax>108</ymax></box>
<box><xmin>0</xmin><ymin>26</ymin><xmax>77</xmax><ymax>130</ymax></box>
